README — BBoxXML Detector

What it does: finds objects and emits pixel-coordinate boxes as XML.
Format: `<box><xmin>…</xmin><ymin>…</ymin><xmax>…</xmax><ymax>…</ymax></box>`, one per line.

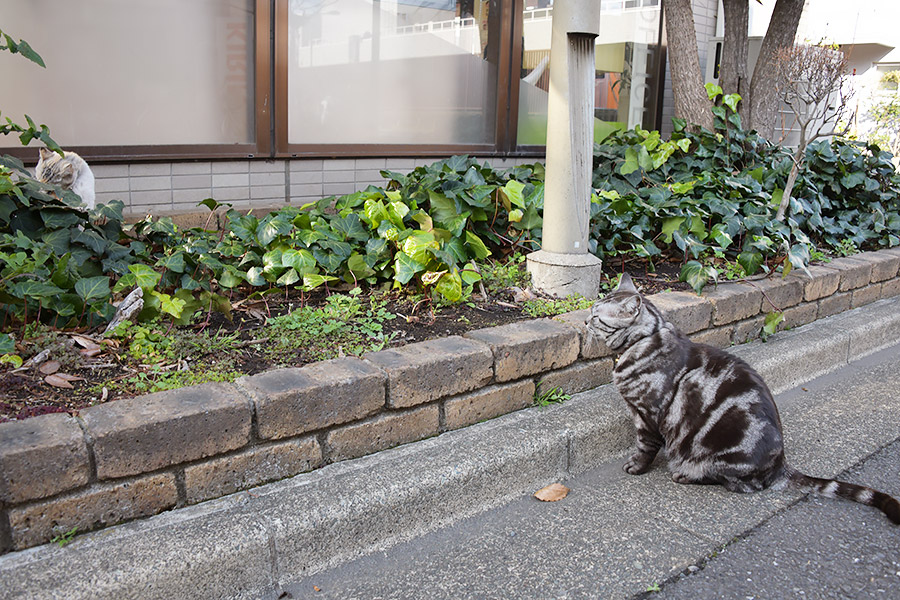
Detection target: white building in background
<box><xmin>699</xmin><ymin>0</ymin><xmax>900</xmax><ymax>147</ymax></box>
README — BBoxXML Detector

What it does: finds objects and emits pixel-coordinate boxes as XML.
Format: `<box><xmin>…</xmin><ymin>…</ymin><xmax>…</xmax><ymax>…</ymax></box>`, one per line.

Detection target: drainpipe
<box><xmin>526</xmin><ymin>0</ymin><xmax>604</xmax><ymax>299</ymax></box>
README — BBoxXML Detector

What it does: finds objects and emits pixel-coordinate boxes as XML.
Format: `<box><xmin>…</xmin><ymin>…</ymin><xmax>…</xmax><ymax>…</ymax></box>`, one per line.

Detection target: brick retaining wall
<box><xmin>2</xmin><ymin>247</ymin><xmax>899</xmax><ymax>553</ymax></box>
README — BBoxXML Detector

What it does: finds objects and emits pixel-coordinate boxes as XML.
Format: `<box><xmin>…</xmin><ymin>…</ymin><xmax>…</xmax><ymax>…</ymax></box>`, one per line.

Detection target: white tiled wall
<box><xmin>93</xmin><ymin>156</ymin><xmax>543</xmax><ymax>217</ymax></box>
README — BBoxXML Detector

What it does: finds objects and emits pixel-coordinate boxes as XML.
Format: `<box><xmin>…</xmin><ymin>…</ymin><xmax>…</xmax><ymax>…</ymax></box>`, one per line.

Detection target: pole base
<box><xmin>526</xmin><ymin>250</ymin><xmax>603</xmax><ymax>299</ymax></box>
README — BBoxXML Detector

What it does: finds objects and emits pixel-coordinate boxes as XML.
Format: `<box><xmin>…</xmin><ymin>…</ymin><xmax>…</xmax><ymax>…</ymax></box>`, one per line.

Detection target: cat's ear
<box><xmin>39</xmin><ymin>147</ymin><xmax>54</xmax><ymax>161</ymax></box>
<box><xmin>617</xmin><ymin>272</ymin><xmax>638</xmax><ymax>293</ymax></box>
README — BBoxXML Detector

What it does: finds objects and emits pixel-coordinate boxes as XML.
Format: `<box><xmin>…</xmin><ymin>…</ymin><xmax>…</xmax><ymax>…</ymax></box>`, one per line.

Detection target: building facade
<box><xmin>2</xmin><ymin>0</ymin><xmax>665</xmax><ymax>217</ymax></box>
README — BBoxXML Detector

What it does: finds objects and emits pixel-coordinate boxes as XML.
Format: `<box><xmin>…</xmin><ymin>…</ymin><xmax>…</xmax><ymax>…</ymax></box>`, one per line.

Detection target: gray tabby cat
<box><xmin>34</xmin><ymin>147</ymin><xmax>96</xmax><ymax>209</ymax></box>
<box><xmin>586</xmin><ymin>273</ymin><xmax>900</xmax><ymax>524</ymax></box>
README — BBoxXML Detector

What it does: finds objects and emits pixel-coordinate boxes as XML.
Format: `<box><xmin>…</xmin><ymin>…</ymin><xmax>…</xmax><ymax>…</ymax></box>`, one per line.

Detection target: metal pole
<box><xmin>527</xmin><ymin>0</ymin><xmax>604</xmax><ymax>298</ymax></box>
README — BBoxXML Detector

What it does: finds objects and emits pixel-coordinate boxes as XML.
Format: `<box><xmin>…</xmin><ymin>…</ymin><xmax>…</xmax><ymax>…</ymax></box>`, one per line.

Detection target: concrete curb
<box><xmin>2</xmin><ymin>295</ymin><xmax>899</xmax><ymax>600</ymax></box>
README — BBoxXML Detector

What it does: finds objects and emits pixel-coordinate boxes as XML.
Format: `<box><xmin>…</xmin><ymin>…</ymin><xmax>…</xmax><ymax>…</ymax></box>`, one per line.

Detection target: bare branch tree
<box><xmin>773</xmin><ymin>44</ymin><xmax>852</xmax><ymax>222</ymax></box>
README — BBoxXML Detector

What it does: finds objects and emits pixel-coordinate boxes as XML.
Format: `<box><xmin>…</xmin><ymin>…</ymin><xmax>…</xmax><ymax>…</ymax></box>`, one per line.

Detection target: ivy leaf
<box><xmin>434</xmin><ymin>270</ymin><xmax>463</xmax><ymax>302</ymax></box>
<box><xmin>464</xmin><ymin>231</ymin><xmax>491</xmax><ymax>260</ymax></box>
<box><xmin>679</xmin><ymin>260</ymin><xmax>717</xmax><ymax>295</ymax></box>
<box><xmin>0</xmin><ymin>332</ymin><xmax>15</xmax><ymax>354</ymax></box>
<box><xmin>737</xmin><ymin>251</ymin><xmax>764</xmax><ymax>276</ymax></box>
<box><xmin>393</xmin><ymin>251</ymin><xmax>427</xmax><ymax>285</ymax></box>
<box><xmin>218</xmin><ymin>266</ymin><xmax>244</xmax><ymax>289</ymax></box>
<box><xmin>762</xmin><ymin>311</ymin><xmax>784</xmax><ymax>339</ymax></box>
<box><xmin>344</xmin><ymin>253</ymin><xmax>374</xmax><ymax>280</ymax></box>
<box><xmin>75</xmin><ymin>276</ymin><xmax>110</xmax><ymax>302</ymax></box>
<box><xmin>157</xmin><ymin>252</ymin><xmax>186</xmax><ymax>273</ymax></box>
<box><xmin>302</xmin><ymin>273</ymin><xmax>338</xmax><ymax>291</ymax></box>
<box><xmin>128</xmin><ymin>263</ymin><xmax>162</xmax><ymax>289</ymax></box>
<box><xmin>332</xmin><ymin>213</ymin><xmax>370</xmax><ymax>241</ymax></box>
<box><xmin>281</xmin><ymin>248</ymin><xmax>317</xmax><ymax>275</ymax></box>
<box><xmin>500</xmin><ymin>179</ymin><xmax>526</xmax><ymax>209</ymax></box>
<box><xmin>276</xmin><ymin>268</ymin><xmax>300</xmax><ymax>287</ymax></box>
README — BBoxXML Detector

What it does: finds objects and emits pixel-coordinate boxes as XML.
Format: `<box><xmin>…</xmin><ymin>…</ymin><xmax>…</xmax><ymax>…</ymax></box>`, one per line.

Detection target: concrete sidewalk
<box><xmin>2</xmin><ymin>296</ymin><xmax>900</xmax><ymax>600</ymax></box>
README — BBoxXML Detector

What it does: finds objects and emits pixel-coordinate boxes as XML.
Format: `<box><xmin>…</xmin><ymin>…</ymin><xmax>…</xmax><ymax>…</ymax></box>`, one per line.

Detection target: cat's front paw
<box><xmin>623</xmin><ymin>454</ymin><xmax>653</xmax><ymax>475</ymax></box>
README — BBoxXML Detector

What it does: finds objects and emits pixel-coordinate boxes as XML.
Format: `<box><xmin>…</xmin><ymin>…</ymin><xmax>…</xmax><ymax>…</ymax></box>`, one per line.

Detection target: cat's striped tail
<box><xmin>787</xmin><ymin>468</ymin><xmax>900</xmax><ymax>524</ymax></box>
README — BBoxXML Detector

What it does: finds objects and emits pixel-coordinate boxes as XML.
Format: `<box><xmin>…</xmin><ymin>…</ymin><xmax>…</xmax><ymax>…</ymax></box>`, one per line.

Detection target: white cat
<box><xmin>34</xmin><ymin>147</ymin><xmax>96</xmax><ymax>209</ymax></box>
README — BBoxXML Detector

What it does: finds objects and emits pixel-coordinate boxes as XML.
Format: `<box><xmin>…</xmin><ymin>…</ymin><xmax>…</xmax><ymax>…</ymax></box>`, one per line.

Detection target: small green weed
<box><xmin>534</xmin><ymin>385</ymin><xmax>571</xmax><ymax>407</ymax></box>
<box><xmin>522</xmin><ymin>295</ymin><xmax>593</xmax><ymax>318</ymax></box>
<box><xmin>263</xmin><ymin>292</ymin><xmax>397</xmax><ymax>364</ymax></box>
<box><xmin>833</xmin><ymin>238</ymin><xmax>859</xmax><ymax>257</ymax></box>
<box><xmin>50</xmin><ymin>526</ymin><xmax>78</xmax><ymax>548</ymax></box>
<box><xmin>646</xmin><ymin>583</ymin><xmax>661</xmax><ymax>593</ymax></box>
<box><xmin>479</xmin><ymin>253</ymin><xmax>531</xmax><ymax>297</ymax></box>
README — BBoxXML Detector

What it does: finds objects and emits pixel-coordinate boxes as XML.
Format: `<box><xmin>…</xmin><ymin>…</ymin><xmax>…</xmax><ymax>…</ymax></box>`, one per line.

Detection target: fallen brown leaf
<box><xmin>39</xmin><ymin>360</ymin><xmax>61</xmax><ymax>375</ymax></box>
<box><xmin>80</xmin><ymin>347</ymin><xmax>102</xmax><ymax>358</ymax></box>
<box><xmin>44</xmin><ymin>374</ymin><xmax>74</xmax><ymax>389</ymax></box>
<box><xmin>71</xmin><ymin>334</ymin><xmax>101</xmax><ymax>350</ymax></box>
<box><xmin>54</xmin><ymin>373</ymin><xmax>85</xmax><ymax>382</ymax></box>
<box><xmin>534</xmin><ymin>482</ymin><xmax>570</xmax><ymax>502</ymax></box>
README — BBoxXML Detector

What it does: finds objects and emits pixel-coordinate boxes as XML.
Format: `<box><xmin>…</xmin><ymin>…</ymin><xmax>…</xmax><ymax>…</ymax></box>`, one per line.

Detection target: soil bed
<box><xmin>0</xmin><ymin>259</ymin><xmax>689</xmax><ymax>422</ymax></box>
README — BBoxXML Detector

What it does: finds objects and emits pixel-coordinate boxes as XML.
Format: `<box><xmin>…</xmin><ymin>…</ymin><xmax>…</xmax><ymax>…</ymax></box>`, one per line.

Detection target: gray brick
<box><xmin>851</xmin><ymin>284</ymin><xmax>882</xmax><ymax>308</ymax></box>
<box><xmin>648</xmin><ymin>291</ymin><xmax>712</xmax><ymax>334</ymax></box>
<box><xmin>8</xmin><ymin>473</ymin><xmax>176</xmax><ymax>550</ymax></box>
<box><xmin>828</xmin><ymin>256</ymin><xmax>874</xmax><ymax>291</ymax></box>
<box><xmin>854</xmin><ymin>251</ymin><xmax>900</xmax><ymax>282</ymax></box>
<box><xmin>747</xmin><ymin>275</ymin><xmax>804</xmax><ymax>311</ymax></box>
<box><xmin>732</xmin><ymin>315</ymin><xmax>765</xmax><ymax>344</ymax></box>
<box><xmin>782</xmin><ymin>302</ymin><xmax>818</xmax><ymax>329</ymax></box>
<box><xmin>364</xmin><ymin>336</ymin><xmax>493</xmax><ymax>408</ymax></box>
<box><xmin>0</xmin><ymin>414</ymin><xmax>90</xmax><ymax>504</ymax></box>
<box><xmin>817</xmin><ymin>291</ymin><xmax>852</xmax><ymax>319</ymax></box>
<box><xmin>536</xmin><ymin>357</ymin><xmax>615</xmax><ymax>396</ymax></box>
<box><xmin>553</xmin><ymin>309</ymin><xmax>612</xmax><ymax>359</ymax></box>
<box><xmin>465</xmin><ymin>319</ymin><xmax>580</xmax><ymax>382</ymax></box>
<box><xmin>324</xmin><ymin>405</ymin><xmax>439</xmax><ymax>462</ymax></box>
<box><xmin>701</xmin><ymin>282</ymin><xmax>762</xmax><ymax>325</ymax></box>
<box><xmin>799</xmin><ymin>264</ymin><xmax>841</xmax><ymax>301</ymax></box>
<box><xmin>82</xmin><ymin>383</ymin><xmax>251</xmax><ymax>480</ymax></box>
<box><xmin>184</xmin><ymin>437</ymin><xmax>322</xmax><ymax>504</ymax></box>
<box><xmin>444</xmin><ymin>380</ymin><xmax>535</xmax><ymax>430</ymax></box>
<box><xmin>690</xmin><ymin>327</ymin><xmax>734</xmax><ymax>348</ymax></box>
<box><xmin>244</xmin><ymin>358</ymin><xmax>385</xmax><ymax>441</ymax></box>
<box><xmin>882</xmin><ymin>278</ymin><xmax>900</xmax><ymax>299</ymax></box>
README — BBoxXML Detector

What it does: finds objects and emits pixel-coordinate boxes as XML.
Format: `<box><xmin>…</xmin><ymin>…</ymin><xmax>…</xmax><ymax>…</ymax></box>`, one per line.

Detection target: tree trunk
<box><xmin>664</xmin><ymin>0</ymin><xmax>714</xmax><ymax>131</ymax></box>
<box><xmin>719</xmin><ymin>0</ymin><xmax>749</xmax><ymax>115</ymax></box>
<box><xmin>747</xmin><ymin>0</ymin><xmax>805</xmax><ymax>140</ymax></box>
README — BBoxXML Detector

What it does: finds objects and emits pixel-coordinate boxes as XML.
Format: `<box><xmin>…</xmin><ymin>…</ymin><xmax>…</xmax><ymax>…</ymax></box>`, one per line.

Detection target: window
<box><xmin>1</xmin><ymin>0</ymin><xmax>257</xmax><ymax>149</ymax></box>
<box><xmin>517</xmin><ymin>0</ymin><xmax>662</xmax><ymax>146</ymax></box>
<box><xmin>284</xmin><ymin>0</ymin><xmax>500</xmax><ymax>147</ymax></box>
